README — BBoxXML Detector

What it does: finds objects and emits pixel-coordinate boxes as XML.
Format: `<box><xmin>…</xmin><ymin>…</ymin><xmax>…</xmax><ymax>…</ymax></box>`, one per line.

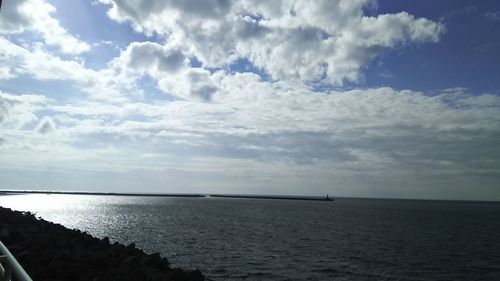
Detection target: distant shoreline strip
<box><xmin>209</xmin><ymin>194</ymin><xmax>334</xmax><ymax>201</ymax></box>
<box><xmin>0</xmin><ymin>190</ymin><xmax>334</xmax><ymax>201</ymax></box>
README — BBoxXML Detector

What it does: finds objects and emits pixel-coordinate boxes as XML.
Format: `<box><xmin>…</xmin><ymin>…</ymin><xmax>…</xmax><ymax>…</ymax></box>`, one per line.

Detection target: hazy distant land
<box><xmin>0</xmin><ymin>190</ymin><xmax>334</xmax><ymax>201</ymax></box>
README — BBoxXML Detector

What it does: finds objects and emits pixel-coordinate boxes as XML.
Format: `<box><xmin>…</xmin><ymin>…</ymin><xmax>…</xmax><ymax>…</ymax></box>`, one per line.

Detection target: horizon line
<box><xmin>1</xmin><ymin>189</ymin><xmax>499</xmax><ymax>203</ymax></box>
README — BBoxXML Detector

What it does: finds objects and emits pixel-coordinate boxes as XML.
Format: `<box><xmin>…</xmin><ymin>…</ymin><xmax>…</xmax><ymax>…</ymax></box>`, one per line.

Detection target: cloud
<box><xmin>2</xmin><ymin>79</ymin><xmax>500</xmax><ymax>197</ymax></box>
<box><xmin>439</xmin><ymin>6</ymin><xmax>478</xmax><ymax>22</ymax></box>
<box><xmin>0</xmin><ymin>0</ymin><xmax>32</xmax><ymax>34</ymax></box>
<box><xmin>116</xmin><ymin>42</ymin><xmax>188</xmax><ymax>74</ymax></box>
<box><xmin>485</xmin><ymin>11</ymin><xmax>500</xmax><ymax>22</ymax></box>
<box><xmin>39</xmin><ymin>79</ymin><xmax>500</xmax><ymax>173</ymax></box>
<box><xmin>98</xmin><ymin>0</ymin><xmax>444</xmax><ymax>86</ymax></box>
<box><xmin>35</xmin><ymin>117</ymin><xmax>56</xmax><ymax>134</ymax></box>
<box><xmin>0</xmin><ymin>0</ymin><xmax>90</xmax><ymax>54</ymax></box>
<box><xmin>0</xmin><ymin>91</ymin><xmax>46</xmax><ymax>129</ymax></box>
<box><xmin>0</xmin><ymin>37</ymin><xmax>132</xmax><ymax>102</ymax></box>
<box><xmin>0</xmin><ymin>65</ymin><xmax>16</xmax><ymax>79</ymax></box>
<box><xmin>112</xmin><ymin>41</ymin><xmax>218</xmax><ymax>100</ymax></box>
<box><xmin>0</xmin><ymin>1</ymin><xmax>444</xmax><ymax>101</ymax></box>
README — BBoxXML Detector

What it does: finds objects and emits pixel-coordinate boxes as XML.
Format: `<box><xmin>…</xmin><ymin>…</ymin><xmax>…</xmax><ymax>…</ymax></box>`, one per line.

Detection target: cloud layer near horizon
<box><xmin>1</xmin><ymin>0</ymin><xmax>499</xmax><ymax>200</ymax></box>
<box><xmin>2</xmin><ymin>83</ymin><xmax>499</xmax><ymax>199</ymax></box>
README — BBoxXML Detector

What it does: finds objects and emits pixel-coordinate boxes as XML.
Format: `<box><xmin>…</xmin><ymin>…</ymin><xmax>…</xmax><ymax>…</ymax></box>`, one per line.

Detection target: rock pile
<box><xmin>0</xmin><ymin>207</ymin><xmax>205</xmax><ymax>281</ymax></box>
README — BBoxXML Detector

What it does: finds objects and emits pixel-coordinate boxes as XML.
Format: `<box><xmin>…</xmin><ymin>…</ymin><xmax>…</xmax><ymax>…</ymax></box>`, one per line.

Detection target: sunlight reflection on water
<box><xmin>0</xmin><ymin>194</ymin><xmax>174</xmax><ymax>235</ymax></box>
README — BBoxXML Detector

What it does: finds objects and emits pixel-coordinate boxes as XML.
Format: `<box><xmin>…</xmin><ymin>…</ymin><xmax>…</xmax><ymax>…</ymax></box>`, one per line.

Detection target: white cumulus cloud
<box><xmin>112</xmin><ymin>41</ymin><xmax>218</xmax><ymax>100</ymax></box>
<box><xmin>0</xmin><ymin>0</ymin><xmax>90</xmax><ymax>54</ymax></box>
<box><xmin>98</xmin><ymin>0</ymin><xmax>444</xmax><ymax>85</ymax></box>
<box><xmin>0</xmin><ymin>37</ymin><xmax>133</xmax><ymax>102</ymax></box>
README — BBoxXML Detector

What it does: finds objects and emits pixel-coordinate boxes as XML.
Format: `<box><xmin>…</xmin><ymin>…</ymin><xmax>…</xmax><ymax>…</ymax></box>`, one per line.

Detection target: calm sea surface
<box><xmin>1</xmin><ymin>194</ymin><xmax>500</xmax><ymax>281</ymax></box>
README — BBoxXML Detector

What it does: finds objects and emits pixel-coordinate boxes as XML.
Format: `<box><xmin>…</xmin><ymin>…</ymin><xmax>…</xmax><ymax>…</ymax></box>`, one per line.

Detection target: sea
<box><xmin>1</xmin><ymin>194</ymin><xmax>500</xmax><ymax>281</ymax></box>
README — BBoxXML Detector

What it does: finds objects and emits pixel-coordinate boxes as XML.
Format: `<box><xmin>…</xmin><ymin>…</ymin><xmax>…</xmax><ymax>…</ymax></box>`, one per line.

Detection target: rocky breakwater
<box><xmin>0</xmin><ymin>207</ymin><xmax>205</xmax><ymax>281</ymax></box>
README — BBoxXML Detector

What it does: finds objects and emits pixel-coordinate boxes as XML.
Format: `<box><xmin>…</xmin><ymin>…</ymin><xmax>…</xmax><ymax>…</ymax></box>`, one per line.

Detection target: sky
<box><xmin>1</xmin><ymin>0</ymin><xmax>500</xmax><ymax>201</ymax></box>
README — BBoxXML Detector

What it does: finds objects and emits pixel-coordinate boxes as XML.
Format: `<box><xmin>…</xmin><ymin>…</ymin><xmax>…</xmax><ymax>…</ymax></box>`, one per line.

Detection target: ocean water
<box><xmin>1</xmin><ymin>194</ymin><xmax>500</xmax><ymax>281</ymax></box>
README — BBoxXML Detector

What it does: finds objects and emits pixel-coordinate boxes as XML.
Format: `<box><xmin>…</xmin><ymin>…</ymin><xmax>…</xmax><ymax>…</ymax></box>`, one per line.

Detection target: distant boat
<box><xmin>325</xmin><ymin>194</ymin><xmax>334</xmax><ymax>201</ymax></box>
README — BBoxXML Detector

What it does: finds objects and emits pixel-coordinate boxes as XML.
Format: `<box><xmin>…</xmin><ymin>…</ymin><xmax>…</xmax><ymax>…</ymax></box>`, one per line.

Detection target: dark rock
<box><xmin>55</xmin><ymin>249</ymin><xmax>73</xmax><ymax>261</ymax></box>
<box><xmin>0</xmin><ymin>227</ymin><xmax>10</xmax><ymax>238</ymax></box>
<box><xmin>0</xmin><ymin>207</ymin><xmax>206</xmax><ymax>281</ymax></box>
<box><xmin>152</xmin><ymin>272</ymin><xmax>172</xmax><ymax>281</ymax></box>
<box><xmin>166</xmin><ymin>269</ymin><xmax>184</xmax><ymax>280</ymax></box>
<box><xmin>76</xmin><ymin>272</ymin><xmax>96</xmax><ymax>281</ymax></box>
<box><xmin>143</xmin><ymin>252</ymin><xmax>169</xmax><ymax>269</ymax></box>
<box><xmin>102</xmin><ymin>236</ymin><xmax>110</xmax><ymax>245</ymax></box>
<box><xmin>184</xmin><ymin>269</ymin><xmax>204</xmax><ymax>281</ymax></box>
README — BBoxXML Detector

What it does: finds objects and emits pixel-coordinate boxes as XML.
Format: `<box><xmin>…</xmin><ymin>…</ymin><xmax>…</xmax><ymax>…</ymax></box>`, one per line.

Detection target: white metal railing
<box><xmin>0</xmin><ymin>241</ymin><xmax>32</xmax><ymax>281</ymax></box>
